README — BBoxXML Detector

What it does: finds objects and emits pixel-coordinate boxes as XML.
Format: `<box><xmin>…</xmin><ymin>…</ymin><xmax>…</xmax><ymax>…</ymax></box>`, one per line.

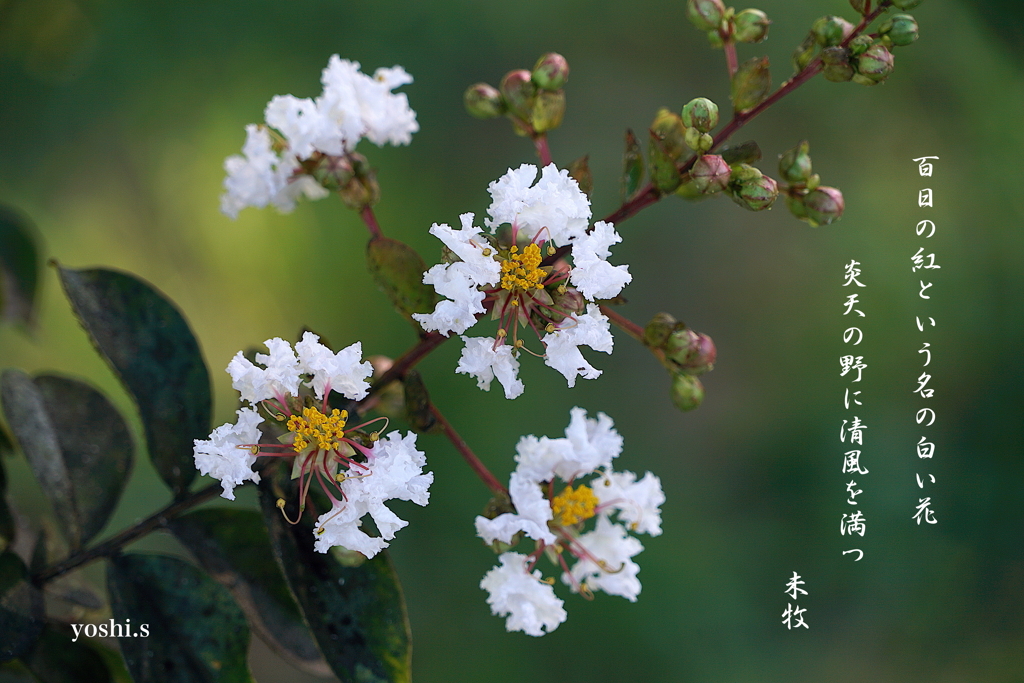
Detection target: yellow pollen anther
<box><xmin>286</xmin><ymin>406</ymin><xmax>348</xmax><ymax>453</ymax></box>
<box><xmin>276</xmin><ymin>498</ymin><xmax>286</xmax><ymax>509</ymax></box>
<box><xmin>335</xmin><ymin>473</ymin><xmax>347</xmax><ymax>483</ymax></box>
<box><xmin>482</xmin><ymin>248</ymin><xmax>492</xmax><ymax>256</ymax></box>
<box><xmin>514</xmin><ymin>339</ymin><xmax>525</xmax><ymax>349</ymax></box>
<box><xmin>500</xmin><ymin>243</ymin><xmax>546</xmax><ymax>292</ymax></box>
<box><xmin>497</xmin><ymin>328</ymin><xmax>507</xmax><ymax>338</ymax></box>
<box><xmin>315</xmin><ymin>527</ymin><xmax>325</xmax><ymax>535</ymax></box>
<box><xmin>541</xmin><ymin>577</ymin><xmax>556</xmax><ymax>585</ymax></box>
<box><xmin>249</xmin><ymin>445</ymin><xmax>260</xmax><ymax>455</ymax></box>
<box><xmin>551</xmin><ymin>484</ymin><xmax>599</xmax><ymax>526</ymax></box>
<box><xmin>545</xmin><ymin>324</ymin><xmax>555</xmax><ymax>333</ymax></box>
<box><xmin>547</xmin><ymin>245</ymin><xmax>556</xmax><ymax>255</ymax></box>
<box><xmin>370</xmin><ymin>432</ymin><xmax>379</xmax><ymax>441</ymax></box>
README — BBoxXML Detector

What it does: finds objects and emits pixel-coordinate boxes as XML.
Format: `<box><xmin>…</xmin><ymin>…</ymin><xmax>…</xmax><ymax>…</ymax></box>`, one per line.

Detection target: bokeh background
<box><xmin>2</xmin><ymin>0</ymin><xmax>1022</xmax><ymax>680</ymax></box>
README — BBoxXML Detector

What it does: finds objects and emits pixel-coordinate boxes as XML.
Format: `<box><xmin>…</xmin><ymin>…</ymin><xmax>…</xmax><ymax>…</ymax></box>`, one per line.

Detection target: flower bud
<box><xmin>849</xmin><ymin>0</ymin><xmax>869</xmax><ymax>14</ymax></box>
<box><xmin>821</xmin><ymin>47</ymin><xmax>854</xmax><ymax>82</ymax></box>
<box><xmin>793</xmin><ymin>34</ymin><xmax>817</xmax><ymax>71</ymax></box>
<box><xmin>690</xmin><ymin>154</ymin><xmax>731</xmax><ymax>194</ymax></box>
<box><xmin>644</xmin><ymin>312</ymin><xmax>679</xmax><ymax>348</ymax></box>
<box><xmin>811</xmin><ymin>15</ymin><xmax>855</xmax><ymax>47</ymax></box>
<box><xmin>778</xmin><ymin>141</ymin><xmax>813</xmax><ymax>184</ymax></box>
<box><xmin>879</xmin><ymin>14</ymin><xmax>919</xmax><ymax>48</ymax></box>
<box><xmin>312</xmin><ymin>154</ymin><xmax>355</xmax><ymax>192</ymax></box>
<box><xmin>729</xmin><ymin>165</ymin><xmax>778</xmax><ymax>211</ymax></box>
<box><xmin>731</xmin><ymin>56</ymin><xmax>772</xmax><ymax>113</ymax></box>
<box><xmin>665</xmin><ymin>328</ymin><xmax>717</xmax><ymax>375</ymax></box>
<box><xmin>532</xmin><ymin>52</ymin><xmax>570</xmax><ymax>90</ymax></box>
<box><xmin>464</xmin><ymin>83</ymin><xmax>506</xmax><ymax>119</ymax></box>
<box><xmin>853</xmin><ymin>43</ymin><xmax>894</xmax><ymax>85</ymax></box>
<box><xmin>803</xmin><ymin>186</ymin><xmax>845</xmax><ymax>226</ymax></box>
<box><xmin>847</xmin><ymin>34</ymin><xmax>873</xmax><ymax>57</ymax></box>
<box><xmin>785</xmin><ymin>192</ymin><xmax>810</xmax><ymax>221</ymax></box>
<box><xmin>500</xmin><ymin>69</ymin><xmax>536</xmax><ymax>116</ymax></box>
<box><xmin>671</xmin><ymin>373</ymin><xmax>705</xmax><ymax>411</ymax></box>
<box><xmin>687</xmin><ymin>0</ymin><xmax>726</xmax><ymax>32</ymax></box>
<box><xmin>649</xmin><ymin>109</ymin><xmax>687</xmax><ymax>193</ymax></box>
<box><xmin>892</xmin><ymin>0</ymin><xmax>923</xmax><ymax>9</ymax></box>
<box><xmin>681</xmin><ymin>97</ymin><xmax>720</xmax><ymax>133</ymax></box>
<box><xmin>733</xmin><ymin>9</ymin><xmax>771</xmax><ymax>43</ymax></box>
<box><xmin>531</xmin><ymin>89</ymin><xmax>566</xmax><ymax>133</ymax></box>
<box><xmin>551</xmin><ymin>287</ymin><xmax>586</xmax><ymax>319</ymax></box>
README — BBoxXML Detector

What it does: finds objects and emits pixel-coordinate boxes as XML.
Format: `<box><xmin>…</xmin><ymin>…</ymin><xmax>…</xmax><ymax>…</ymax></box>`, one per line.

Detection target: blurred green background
<box><xmin>2</xmin><ymin>0</ymin><xmax>1022</xmax><ymax>680</ymax></box>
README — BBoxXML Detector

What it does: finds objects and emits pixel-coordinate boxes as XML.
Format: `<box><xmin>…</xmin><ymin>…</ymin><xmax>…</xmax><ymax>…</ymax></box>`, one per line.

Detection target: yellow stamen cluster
<box><xmin>500</xmin><ymin>243</ymin><xmax>546</xmax><ymax>292</ymax></box>
<box><xmin>551</xmin><ymin>484</ymin><xmax>599</xmax><ymax>526</ymax></box>
<box><xmin>287</xmin><ymin>406</ymin><xmax>348</xmax><ymax>453</ymax></box>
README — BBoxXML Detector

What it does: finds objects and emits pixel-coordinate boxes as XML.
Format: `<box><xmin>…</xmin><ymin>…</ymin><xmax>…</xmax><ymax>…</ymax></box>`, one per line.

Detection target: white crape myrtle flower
<box><xmin>221</xmin><ymin>56</ymin><xmax>418</xmax><ymax>218</ymax></box>
<box><xmin>476</xmin><ymin>408</ymin><xmax>663</xmax><ymax>635</ymax></box>
<box><xmin>480</xmin><ymin>552</ymin><xmax>567</xmax><ymax>637</ymax></box>
<box><xmin>193</xmin><ymin>333</ymin><xmax>432</xmax><ymax>556</ymax></box>
<box><xmin>413</xmin><ymin>164</ymin><xmax>632</xmax><ymax>398</ymax></box>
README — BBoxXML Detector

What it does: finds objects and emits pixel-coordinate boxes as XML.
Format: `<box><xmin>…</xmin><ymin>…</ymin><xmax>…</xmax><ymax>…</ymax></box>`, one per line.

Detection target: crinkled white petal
<box><xmin>481</xmin><ymin>552</ymin><xmax>567</xmax><ymax>637</ymax></box>
<box><xmin>318</xmin><ymin>56</ymin><xmax>418</xmax><ymax>153</ymax></box>
<box><xmin>220</xmin><ymin>125</ymin><xmax>283</xmax><ymax>219</ymax></box>
<box><xmin>455</xmin><ymin>337</ymin><xmax>524</xmax><ymax>399</ymax></box>
<box><xmin>193</xmin><ymin>408</ymin><xmax>264</xmax><ymax>500</ymax></box>
<box><xmin>569</xmin><ymin>221</ymin><xmax>632</xmax><ymax>300</ymax></box>
<box><xmin>561</xmin><ymin>407</ymin><xmax>623</xmax><ymax>476</ymax></box>
<box><xmin>594</xmin><ymin>470</ymin><xmax>664</xmax><ymax>536</ymax></box>
<box><xmin>485</xmin><ymin>164</ymin><xmax>591</xmax><ymax>246</ymax></box>
<box><xmin>542</xmin><ymin>305</ymin><xmax>614</xmax><ymax>387</ymax></box>
<box><xmin>314</xmin><ymin>431</ymin><xmax>433</xmax><ymax>556</ymax></box>
<box><xmin>475</xmin><ymin>470</ymin><xmax>556</xmax><ymax>546</ymax></box>
<box><xmin>512</xmin><ymin>434</ymin><xmax>576</xmax><ymax>484</ymax></box>
<box><xmin>264</xmin><ymin>95</ymin><xmax>330</xmax><ymax>161</ymax></box>
<box><xmin>226</xmin><ymin>337</ymin><xmax>301</xmax><ymax>403</ymax></box>
<box><xmin>295</xmin><ymin>332</ymin><xmax>372</xmax><ymax>400</ymax></box>
<box><xmin>565</xmin><ymin>516</ymin><xmax>644</xmax><ymax>601</ymax></box>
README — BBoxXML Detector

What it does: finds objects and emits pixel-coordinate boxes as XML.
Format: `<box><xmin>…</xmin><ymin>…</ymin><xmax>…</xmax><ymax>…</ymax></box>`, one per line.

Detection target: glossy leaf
<box><xmin>366</xmin><ymin>236</ymin><xmax>436</xmax><ymax>324</ymax></box>
<box><xmin>0</xmin><ymin>551</ymin><xmax>44</xmax><ymax>663</ymax></box>
<box><xmin>167</xmin><ymin>508</ymin><xmax>330</xmax><ymax>677</ymax></box>
<box><xmin>20</xmin><ymin>624</ymin><xmax>113</xmax><ymax>683</ymax></box>
<box><xmin>0</xmin><ymin>205</ymin><xmax>40</xmax><ymax>327</ymax></box>
<box><xmin>720</xmin><ymin>140</ymin><xmax>763</xmax><ymax>166</ymax></box>
<box><xmin>58</xmin><ymin>267</ymin><xmax>210</xmax><ymax>496</ymax></box>
<box><xmin>0</xmin><ymin>371</ymin><xmax>134</xmax><ymax>549</ymax></box>
<box><xmin>106</xmin><ymin>553</ymin><xmax>252</xmax><ymax>683</ymax></box>
<box><xmin>622</xmin><ymin>129</ymin><xmax>644</xmax><ymax>200</ymax></box>
<box><xmin>258</xmin><ymin>466</ymin><xmax>412</xmax><ymax>683</ymax></box>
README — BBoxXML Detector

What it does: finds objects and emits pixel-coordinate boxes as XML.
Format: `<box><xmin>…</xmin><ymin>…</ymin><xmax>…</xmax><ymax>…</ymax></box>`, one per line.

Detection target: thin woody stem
<box><xmin>428</xmin><ymin>404</ymin><xmax>509</xmax><ymax>497</ymax></box>
<box><xmin>724</xmin><ymin>39</ymin><xmax>739</xmax><ymax>80</ymax></box>
<box><xmin>533</xmin><ymin>135</ymin><xmax>553</xmax><ymax>166</ymax></box>
<box><xmin>33</xmin><ymin>481</ymin><xmax>224</xmax><ymax>586</ymax></box>
<box><xmin>599</xmin><ymin>304</ymin><xmax>645</xmax><ymax>343</ymax></box>
<box><xmin>360</xmin><ymin>205</ymin><xmax>383</xmax><ymax>239</ymax></box>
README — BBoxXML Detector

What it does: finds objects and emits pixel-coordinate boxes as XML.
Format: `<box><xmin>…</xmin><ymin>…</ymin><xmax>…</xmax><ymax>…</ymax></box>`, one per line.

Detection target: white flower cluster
<box><xmin>221</xmin><ymin>56</ymin><xmax>418</xmax><ymax>218</ymax></box>
<box><xmin>192</xmin><ymin>332</ymin><xmax>432</xmax><ymax>557</ymax></box>
<box><xmin>412</xmin><ymin>164</ymin><xmax>632</xmax><ymax>399</ymax></box>
<box><xmin>477</xmin><ymin>408</ymin><xmax>664</xmax><ymax>636</ymax></box>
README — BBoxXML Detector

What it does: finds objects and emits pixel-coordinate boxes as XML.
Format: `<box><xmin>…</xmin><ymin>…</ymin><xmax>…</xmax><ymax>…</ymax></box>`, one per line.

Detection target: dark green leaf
<box><xmin>720</xmin><ymin>140</ymin><xmax>762</xmax><ymax>165</ymax></box>
<box><xmin>567</xmin><ymin>155</ymin><xmax>593</xmax><ymax>197</ymax></box>
<box><xmin>0</xmin><ymin>456</ymin><xmax>11</xmax><ymax>552</ymax></box>
<box><xmin>0</xmin><ymin>371</ymin><xmax>134</xmax><ymax>549</ymax></box>
<box><xmin>0</xmin><ymin>205</ymin><xmax>40</xmax><ymax>328</ymax></box>
<box><xmin>731</xmin><ymin>56</ymin><xmax>772</xmax><ymax>113</ymax></box>
<box><xmin>167</xmin><ymin>508</ymin><xmax>330</xmax><ymax>677</ymax></box>
<box><xmin>402</xmin><ymin>370</ymin><xmax>435</xmax><ymax>434</ymax></box>
<box><xmin>0</xmin><ymin>551</ymin><xmax>44</xmax><ymax>663</ymax></box>
<box><xmin>366</xmin><ymin>236</ymin><xmax>436</xmax><ymax>325</ymax></box>
<box><xmin>20</xmin><ymin>624</ymin><xmax>113</xmax><ymax>683</ymax></box>
<box><xmin>622</xmin><ymin>129</ymin><xmax>645</xmax><ymax>200</ymax></box>
<box><xmin>258</xmin><ymin>466</ymin><xmax>412</xmax><ymax>683</ymax></box>
<box><xmin>106</xmin><ymin>553</ymin><xmax>252</xmax><ymax>683</ymax></box>
<box><xmin>57</xmin><ymin>267</ymin><xmax>210</xmax><ymax>497</ymax></box>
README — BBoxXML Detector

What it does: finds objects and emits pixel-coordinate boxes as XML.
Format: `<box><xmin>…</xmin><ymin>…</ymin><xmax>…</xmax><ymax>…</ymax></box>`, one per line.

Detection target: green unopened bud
<box><xmin>879</xmin><ymin>14</ymin><xmax>919</xmax><ymax>48</ymax></box>
<box><xmin>681</xmin><ymin>97</ymin><xmax>719</xmax><ymax>133</ymax></box>
<box><xmin>318</xmin><ymin>153</ymin><xmax>379</xmax><ymax>210</ymax></box>
<box><xmin>811</xmin><ymin>15</ymin><xmax>855</xmax><ymax>47</ymax></box>
<box><xmin>500</xmin><ymin>69</ymin><xmax>536</xmax><ymax>116</ymax></box>
<box><xmin>793</xmin><ymin>33</ymin><xmax>817</xmax><ymax>72</ymax></box>
<box><xmin>665</xmin><ymin>328</ymin><xmax>717</xmax><ymax>375</ymax></box>
<box><xmin>644</xmin><ymin>312</ymin><xmax>679</xmax><ymax>348</ymax></box>
<box><xmin>671</xmin><ymin>373</ymin><xmax>705</xmax><ymax>411</ymax></box>
<box><xmin>551</xmin><ymin>286</ymin><xmax>586</xmax><ymax>320</ymax></box>
<box><xmin>706</xmin><ymin>29</ymin><xmax>725</xmax><ymax>48</ymax></box>
<box><xmin>803</xmin><ymin>186</ymin><xmax>845</xmax><ymax>226</ymax></box>
<box><xmin>821</xmin><ymin>47</ymin><xmax>854</xmax><ymax>82</ymax></box>
<box><xmin>729</xmin><ymin>165</ymin><xmax>778</xmax><ymax>211</ymax></box>
<box><xmin>847</xmin><ymin>34</ymin><xmax>873</xmax><ymax>57</ymax></box>
<box><xmin>731</xmin><ymin>56</ymin><xmax>772</xmax><ymax>113</ymax></box>
<box><xmin>785</xmin><ymin>192</ymin><xmax>810</xmax><ymax>221</ymax></box>
<box><xmin>730</xmin><ymin>163</ymin><xmax>763</xmax><ymax>183</ymax></box>
<box><xmin>690</xmin><ymin>154</ymin><xmax>731</xmax><ymax>194</ymax></box>
<box><xmin>853</xmin><ymin>43</ymin><xmax>895</xmax><ymax>85</ymax></box>
<box><xmin>733</xmin><ymin>9</ymin><xmax>771</xmax><ymax>43</ymax></box>
<box><xmin>312</xmin><ymin>154</ymin><xmax>355</xmax><ymax>192</ymax></box>
<box><xmin>892</xmin><ymin>0</ymin><xmax>923</xmax><ymax>9</ymax></box>
<box><xmin>684</xmin><ymin>127</ymin><xmax>714</xmax><ymax>154</ymax></box>
<box><xmin>532</xmin><ymin>53</ymin><xmax>570</xmax><ymax>90</ymax></box>
<box><xmin>687</xmin><ymin>0</ymin><xmax>726</xmax><ymax>32</ymax></box>
<box><xmin>531</xmin><ymin>89</ymin><xmax>566</xmax><ymax>133</ymax></box>
<box><xmin>849</xmin><ymin>0</ymin><xmax>869</xmax><ymax>14</ymax></box>
<box><xmin>464</xmin><ymin>83</ymin><xmax>506</xmax><ymax>119</ymax></box>
<box><xmin>649</xmin><ymin>109</ymin><xmax>687</xmax><ymax>193</ymax></box>
<box><xmin>778</xmin><ymin>141</ymin><xmax>813</xmax><ymax>184</ymax></box>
